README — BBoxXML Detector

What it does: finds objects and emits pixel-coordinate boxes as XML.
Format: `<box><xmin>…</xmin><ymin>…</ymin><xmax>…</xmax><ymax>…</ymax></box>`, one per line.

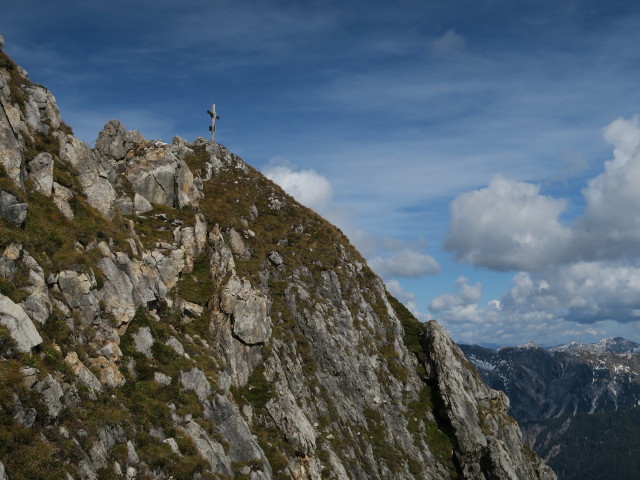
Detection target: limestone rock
<box><xmin>133</xmin><ymin>326</ymin><xmax>154</xmax><ymax>358</ymax></box>
<box><xmin>133</xmin><ymin>192</ymin><xmax>152</xmax><ymax>215</ymax></box>
<box><xmin>14</xmin><ymin>403</ymin><xmax>37</xmax><ymax>428</ymax></box>
<box><xmin>0</xmin><ymin>96</ymin><xmax>24</xmax><ymax>187</ymax></box>
<box><xmin>422</xmin><ymin>320</ymin><xmax>557</xmax><ymax>480</ymax></box>
<box><xmin>26</xmin><ymin>152</ymin><xmax>54</xmax><ymax>195</ymax></box>
<box><xmin>60</xmin><ymin>135</ymin><xmax>116</xmax><ymax>217</ymax></box>
<box><xmin>178</xmin><ymin>298</ymin><xmax>204</xmax><ymax>317</ymax></box>
<box><xmin>166</xmin><ymin>336</ymin><xmax>186</xmax><ymax>356</ymax></box>
<box><xmin>221</xmin><ymin>276</ymin><xmax>271</xmax><ymax>345</ymax></box>
<box><xmin>94</xmin><ymin>119</ymin><xmax>143</xmax><ymax>160</ymax></box>
<box><xmin>180</xmin><ymin>367</ymin><xmax>211</xmax><ymax>402</ymax></box>
<box><xmin>0</xmin><ymin>293</ymin><xmax>42</xmax><ymax>352</ymax></box>
<box><xmin>96</xmin><ymin>257</ymin><xmax>137</xmax><ymax>327</ymax></box>
<box><xmin>228</xmin><ymin>228</ymin><xmax>246</xmax><ymax>257</ymax></box>
<box><xmin>179</xmin><ymin>419</ymin><xmax>232</xmax><ymax>476</ymax></box>
<box><xmin>33</xmin><ymin>374</ymin><xmax>64</xmax><ymax>418</ymax></box>
<box><xmin>86</xmin><ymin>356</ymin><xmax>126</xmax><ymax>388</ymax></box>
<box><xmin>52</xmin><ymin>182</ymin><xmax>74</xmax><ymax>220</ymax></box>
<box><xmin>57</xmin><ymin>270</ymin><xmax>99</xmax><ymax>325</ymax></box>
<box><xmin>22</xmin><ymin>289</ymin><xmax>52</xmax><ymax>325</ymax></box>
<box><xmin>23</xmin><ymin>85</ymin><xmax>61</xmax><ymax>133</ymax></box>
<box><xmin>208</xmin><ymin>394</ymin><xmax>271</xmax><ymax>470</ymax></box>
<box><xmin>154</xmin><ymin>371</ymin><xmax>172</xmax><ymax>386</ymax></box>
<box><xmin>268</xmin><ymin>250</ymin><xmax>283</xmax><ymax>266</ymax></box>
<box><xmin>268</xmin><ymin>382</ymin><xmax>317</xmax><ymax>456</ymax></box>
<box><xmin>113</xmin><ymin>196</ymin><xmax>133</xmax><ymax>215</ymax></box>
<box><xmin>0</xmin><ymin>191</ymin><xmax>27</xmax><ymax>226</ymax></box>
<box><xmin>163</xmin><ymin>437</ymin><xmax>180</xmax><ymax>454</ymax></box>
<box><xmin>65</xmin><ymin>352</ymin><xmax>102</xmax><ymax>393</ymax></box>
<box><xmin>208</xmin><ymin>226</ymin><xmax>235</xmax><ymax>284</ymax></box>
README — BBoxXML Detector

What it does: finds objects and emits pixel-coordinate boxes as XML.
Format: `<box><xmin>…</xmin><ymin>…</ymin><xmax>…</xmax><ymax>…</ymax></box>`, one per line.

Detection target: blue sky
<box><xmin>4</xmin><ymin>0</ymin><xmax>640</xmax><ymax>346</ymax></box>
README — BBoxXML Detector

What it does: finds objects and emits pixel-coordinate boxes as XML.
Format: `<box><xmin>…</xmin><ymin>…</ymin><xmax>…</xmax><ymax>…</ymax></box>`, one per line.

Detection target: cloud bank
<box><xmin>434</xmin><ymin>116</ymin><xmax>640</xmax><ymax>337</ymax></box>
<box><xmin>368</xmin><ymin>249</ymin><xmax>440</xmax><ymax>278</ymax></box>
<box><xmin>446</xmin><ymin>116</ymin><xmax>640</xmax><ymax>270</ymax></box>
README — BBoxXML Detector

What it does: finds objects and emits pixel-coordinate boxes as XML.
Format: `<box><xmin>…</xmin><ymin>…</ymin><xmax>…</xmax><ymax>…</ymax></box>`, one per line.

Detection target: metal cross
<box><xmin>207</xmin><ymin>104</ymin><xmax>220</xmax><ymax>141</ymax></box>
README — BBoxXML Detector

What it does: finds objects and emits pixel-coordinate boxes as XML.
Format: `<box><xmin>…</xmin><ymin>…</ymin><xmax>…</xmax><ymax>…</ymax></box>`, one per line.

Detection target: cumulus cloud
<box><xmin>368</xmin><ymin>248</ymin><xmax>440</xmax><ymax>278</ymax></box>
<box><xmin>262</xmin><ymin>164</ymin><xmax>333</xmax><ymax>213</ymax></box>
<box><xmin>573</xmin><ymin>116</ymin><xmax>640</xmax><ymax>259</ymax></box>
<box><xmin>428</xmin><ymin>276</ymin><xmax>489</xmax><ymax>324</ymax></box>
<box><xmin>429</xmin><ymin>29</ymin><xmax>466</xmax><ymax>57</ymax></box>
<box><xmin>445</xmin><ymin>116</ymin><xmax>640</xmax><ymax>271</ymax></box>
<box><xmin>445</xmin><ymin>174</ymin><xmax>571</xmax><ymax>271</ymax></box>
<box><xmin>429</xmin><ymin>260</ymin><xmax>640</xmax><ymax>347</ymax></box>
<box><xmin>501</xmin><ymin>262</ymin><xmax>640</xmax><ymax>323</ymax></box>
<box><xmin>435</xmin><ymin>117</ymin><xmax>640</xmax><ymax>341</ymax></box>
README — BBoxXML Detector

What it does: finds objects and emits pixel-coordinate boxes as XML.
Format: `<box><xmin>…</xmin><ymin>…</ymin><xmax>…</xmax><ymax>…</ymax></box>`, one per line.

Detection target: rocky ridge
<box><xmin>0</xmin><ymin>38</ymin><xmax>554</xmax><ymax>480</ymax></box>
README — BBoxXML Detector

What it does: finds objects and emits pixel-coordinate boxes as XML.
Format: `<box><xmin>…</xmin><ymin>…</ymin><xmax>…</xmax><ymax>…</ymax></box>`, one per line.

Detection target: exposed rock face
<box><xmin>0</xmin><ymin>41</ymin><xmax>554</xmax><ymax>480</ymax></box>
<box><xmin>0</xmin><ymin>191</ymin><xmax>27</xmax><ymax>226</ymax></box>
<box><xmin>424</xmin><ymin>322</ymin><xmax>555</xmax><ymax>480</ymax></box>
<box><xmin>0</xmin><ymin>294</ymin><xmax>42</xmax><ymax>352</ymax></box>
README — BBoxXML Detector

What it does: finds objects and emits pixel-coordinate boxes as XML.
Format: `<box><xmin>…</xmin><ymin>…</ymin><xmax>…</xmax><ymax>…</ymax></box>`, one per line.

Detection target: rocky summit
<box><xmin>0</xmin><ymin>38</ymin><xmax>554</xmax><ymax>480</ymax></box>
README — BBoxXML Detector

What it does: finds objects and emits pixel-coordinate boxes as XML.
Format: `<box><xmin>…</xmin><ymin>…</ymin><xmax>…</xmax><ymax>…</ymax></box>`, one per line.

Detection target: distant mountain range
<box><xmin>459</xmin><ymin>338</ymin><xmax>640</xmax><ymax>480</ymax></box>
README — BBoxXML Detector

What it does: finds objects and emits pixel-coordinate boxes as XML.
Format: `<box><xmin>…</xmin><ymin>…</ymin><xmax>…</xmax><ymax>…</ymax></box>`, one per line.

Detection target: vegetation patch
<box><xmin>184</xmin><ymin>143</ymin><xmax>210</xmax><ymax>176</ymax></box>
<box><xmin>176</xmin><ymin>253</ymin><xmax>212</xmax><ymax>305</ymax></box>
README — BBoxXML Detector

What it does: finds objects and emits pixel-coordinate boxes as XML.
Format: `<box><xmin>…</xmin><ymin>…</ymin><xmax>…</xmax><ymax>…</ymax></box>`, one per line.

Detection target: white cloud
<box><xmin>445</xmin><ymin>116</ymin><xmax>640</xmax><ymax>271</ymax></box>
<box><xmin>428</xmin><ymin>276</ymin><xmax>488</xmax><ymax>324</ymax></box>
<box><xmin>501</xmin><ymin>262</ymin><xmax>640</xmax><ymax>323</ymax></box>
<box><xmin>573</xmin><ymin>116</ymin><xmax>640</xmax><ymax>259</ymax></box>
<box><xmin>429</xmin><ymin>29</ymin><xmax>466</xmax><ymax>57</ymax></box>
<box><xmin>429</xmin><ymin>260</ymin><xmax>640</xmax><ymax>346</ymax></box>
<box><xmin>262</xmin><ymin>164</ymin><xmax>333</xmax><ymax>213</ymax></box>
<box><xmin>445</xmin><ymin>174</ymin><xmax>571</xmax><ymax>271</ymax></box>
<box><xmin>368</xmin><ymin>248</ymin><xmax>440</xmax><ymax>278</ymax></box>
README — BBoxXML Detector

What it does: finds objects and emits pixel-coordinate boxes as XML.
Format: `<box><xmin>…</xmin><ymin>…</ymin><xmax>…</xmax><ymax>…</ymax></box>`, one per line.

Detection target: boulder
<box><xmin>132</xmin><ymin>326</ymin><xmax>154</xmax><ymax>358</ymax></box>
<box><xmin>65</xmin><ymin>352</ymin><xmax>102</xmax><ymax>393</ymax></box>
<box><xmin>33</xmin><ymin>374</ymin><xmax>64</xmax><ymax>418</ymax></box>
<box><xmin>0</xmin><ymin>191</ymin><xmax>27</xmax><ymax>226</ymax></box>
<box><xmin>133</xmin><ymin>193</ymin><xmax>152</xmax><ymax>215</ymax></box>
<box><xmin>154</xmin><ymin>371</ymin><xmax>172</xmax><ymax>386</ymax></box>
<box><xmin>52</xmin><ymin>182</ymin><xmax>74</xmax><ymax>220</ymax></box>
<box><xmin>180</xmin><ymin>367</ymin><xmax>211</xmax><ymax>402</ymax></box>
<box><xmin>0</xmin><ymin>293</ymin><xmax>42</xmax><ymax>352</ymax></box>
<box><xmin>26</xmin><ymin>152</ymin><xmax>54</xmax><ymax>195</ymax></box>
<box><xmin>166</xmin><ymin>336</ymin><xmax>186</xmax><ymax>356</ymax></box>
<box><xmin>86</xmin><ymin>356</ymin><xmax>126</xmax><ymax>388</ymax></box>
<box><xmin>57</xmin><ymin>270</ymin><xmax>100</xmax><ymax>325</ymax></box>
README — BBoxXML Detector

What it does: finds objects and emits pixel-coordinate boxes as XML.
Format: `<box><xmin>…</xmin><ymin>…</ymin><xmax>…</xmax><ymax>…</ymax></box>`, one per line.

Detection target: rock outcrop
<box><xmin>0</xmin><ymin>38</ymin><xmax>555</xmax><ymax>480</ymax></box>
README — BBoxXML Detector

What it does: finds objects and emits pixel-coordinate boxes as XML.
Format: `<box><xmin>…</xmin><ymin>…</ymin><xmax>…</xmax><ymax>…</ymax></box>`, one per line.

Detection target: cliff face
<box><xmin>0</xmin><ymin>37</ymin><xmax>555</xmax><ymax>480</ymax></box>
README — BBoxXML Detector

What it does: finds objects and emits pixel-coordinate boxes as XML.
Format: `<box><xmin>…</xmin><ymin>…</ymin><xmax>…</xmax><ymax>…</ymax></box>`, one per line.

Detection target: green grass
<box><xmin>176</xmin><ymin>253</ymin><xmax>213</xmax><ymax>305</ymax></box>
